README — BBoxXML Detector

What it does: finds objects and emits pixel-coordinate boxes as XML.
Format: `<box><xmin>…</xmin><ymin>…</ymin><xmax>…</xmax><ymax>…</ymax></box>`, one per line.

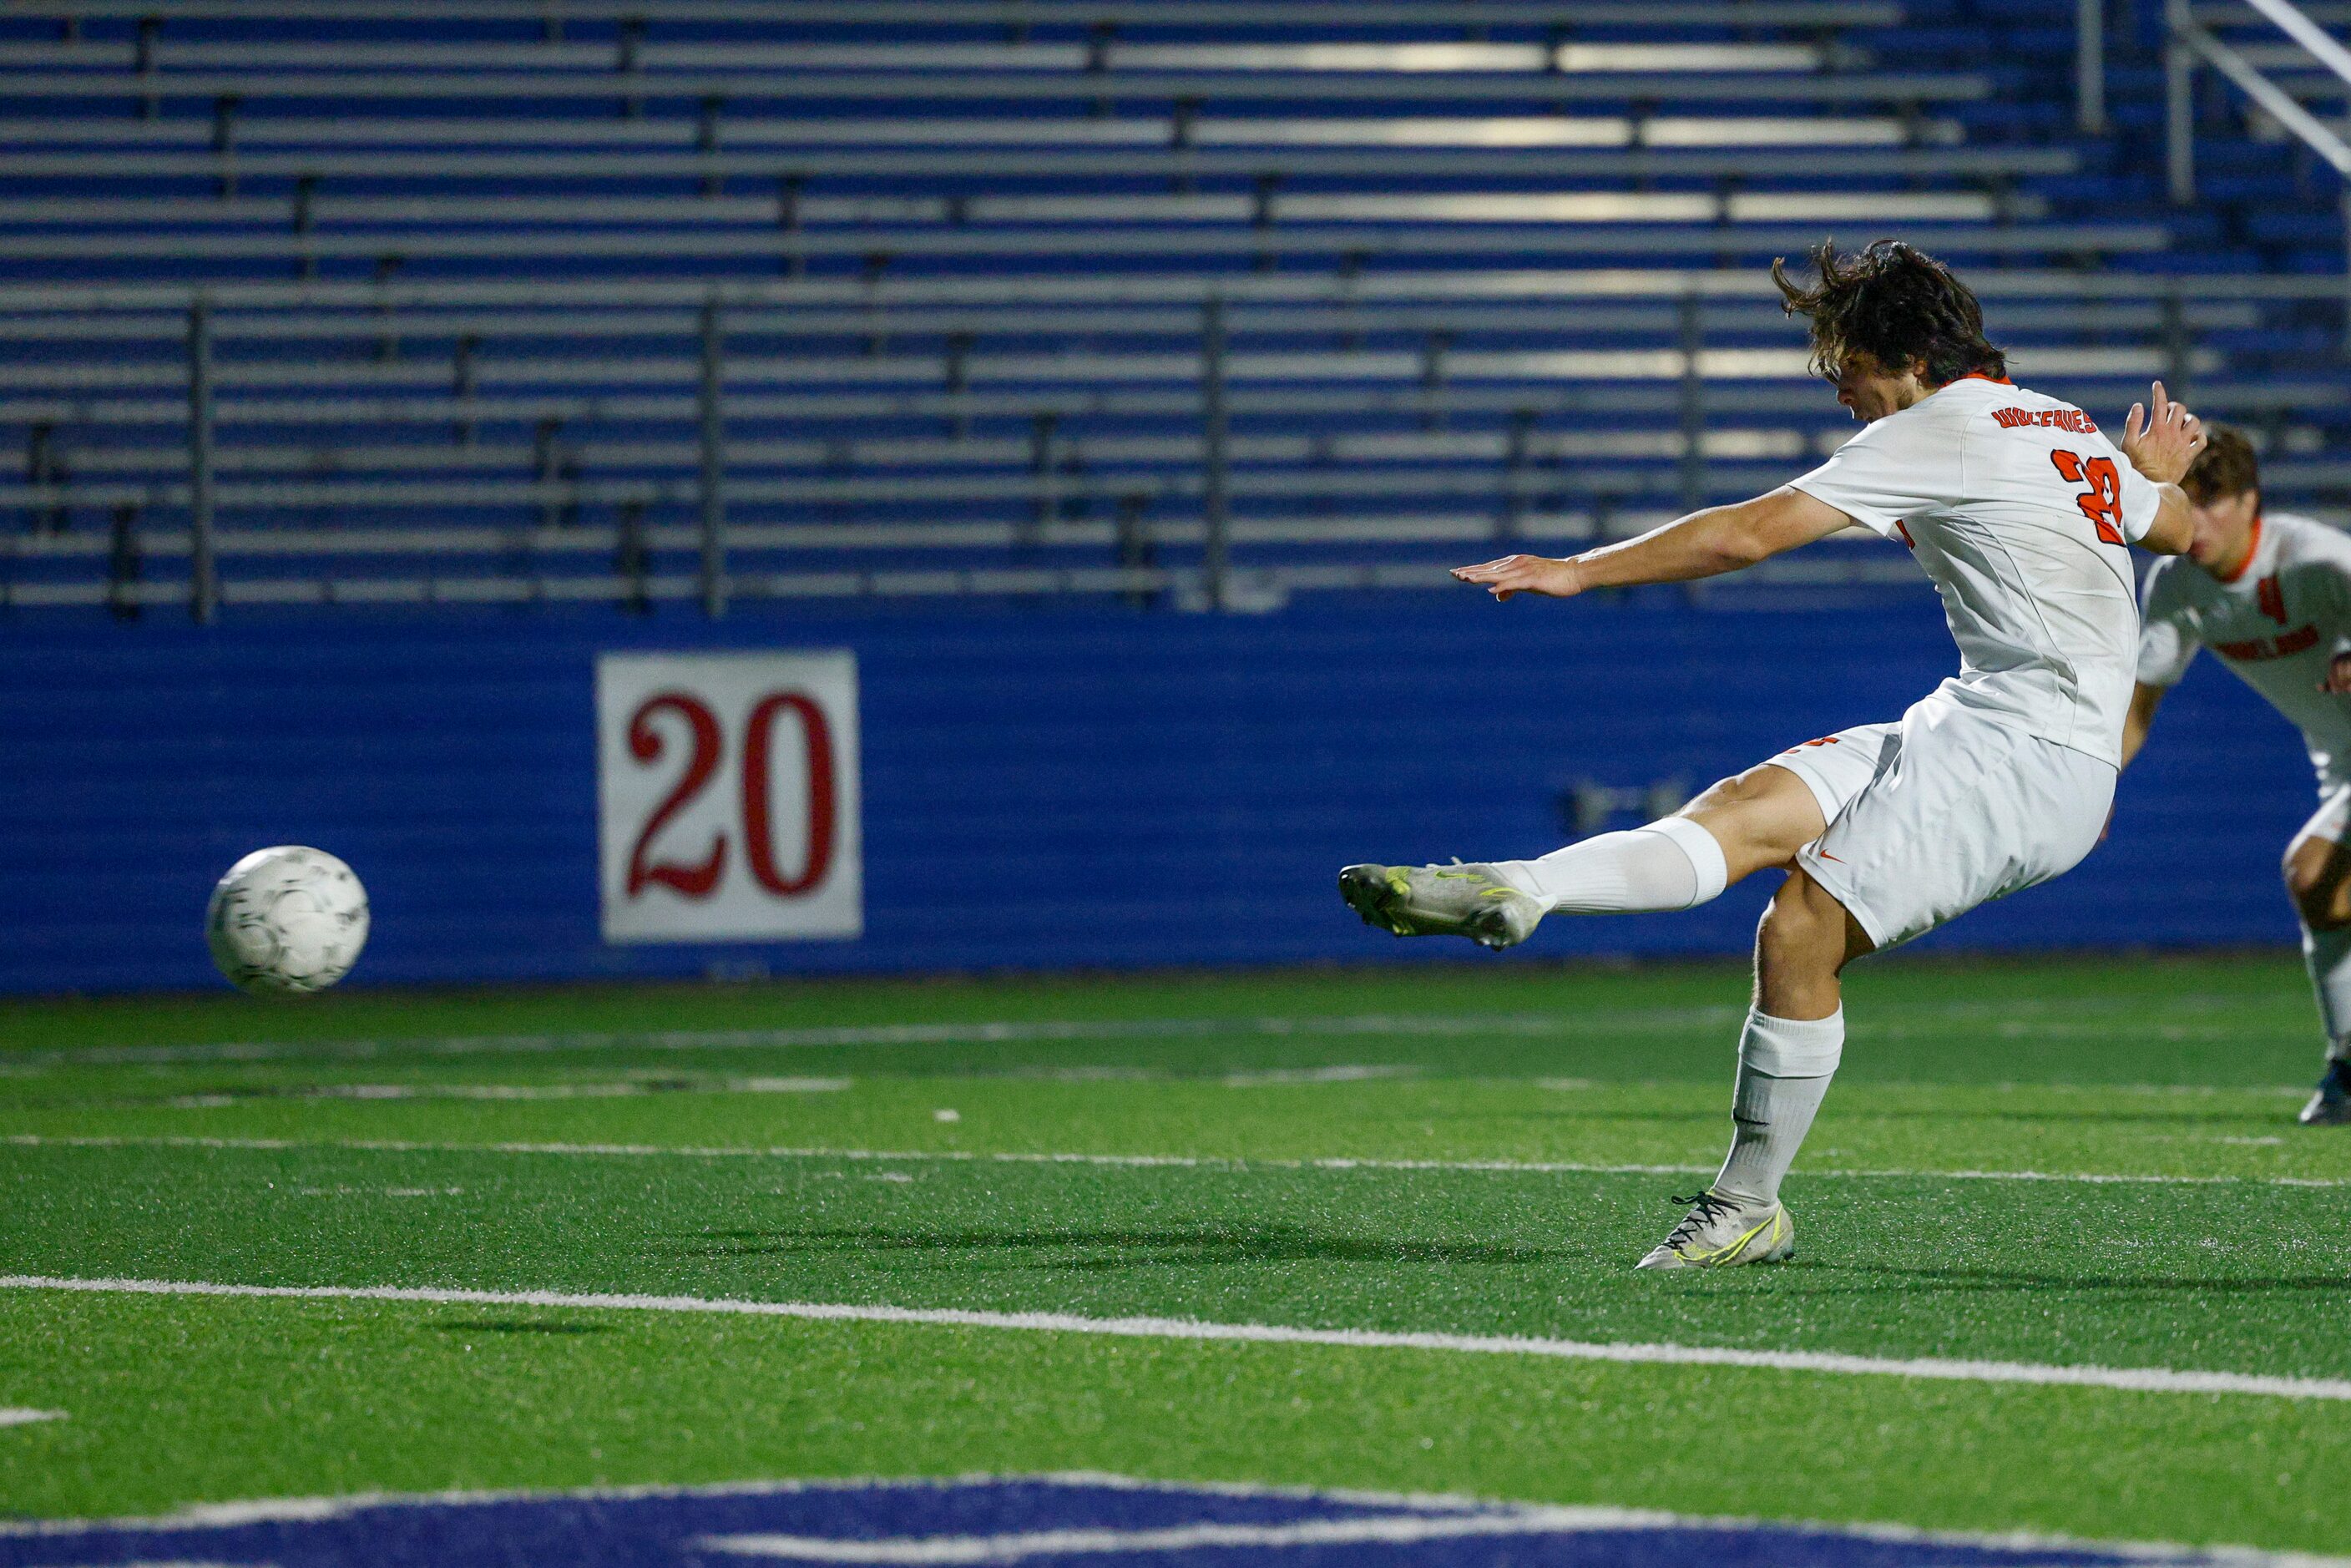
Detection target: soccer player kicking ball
<box><xmin>1339</xmin><ymin>239</ymin><xmax>2207</xmax><ymax>1269</ymax></box>
<box><xmin>2123</xmin><ymin>426</ymin><xmax>2351</xmax><ymax>1125</ymax></box>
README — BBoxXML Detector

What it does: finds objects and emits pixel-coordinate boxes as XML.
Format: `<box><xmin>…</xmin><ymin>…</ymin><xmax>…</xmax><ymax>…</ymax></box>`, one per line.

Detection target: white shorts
<box><xmin>1764</xmin><ymin>698</ymin><xmax>2117</xmax><ymax>950</ymax></box>
<box><xmin>2301</xmin><ymin>780</ymin><xmax>2351</xmax><ymax>847</ymax></box>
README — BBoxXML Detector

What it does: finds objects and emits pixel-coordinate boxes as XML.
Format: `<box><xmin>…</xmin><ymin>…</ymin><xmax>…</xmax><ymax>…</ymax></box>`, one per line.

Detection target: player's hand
<box><xmin>1450</xmin><ymin>554</ymin><xmax>1585</xmax><ymax>601</ymax></box>
<box><xmin>2318</xmin><ymin>654</ymin><xmax>2351</xmax><ymax>695</ymax></box>
<box><xmin>2121</xmin><ymin>380</ymin><xmax>2207</xmax><ymax>485</ymax></box>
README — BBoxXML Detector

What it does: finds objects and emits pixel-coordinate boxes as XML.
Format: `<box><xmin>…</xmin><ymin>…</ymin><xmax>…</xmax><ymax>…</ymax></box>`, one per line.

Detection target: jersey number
<box><xmin>2050</xmin><ymin>449</ymin><xmax>2126</xmax><ymax>546</ymax></box>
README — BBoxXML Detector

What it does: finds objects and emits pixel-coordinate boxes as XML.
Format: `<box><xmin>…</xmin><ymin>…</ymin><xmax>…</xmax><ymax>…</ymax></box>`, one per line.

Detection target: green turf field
<box><xmin>7</xmin><ymin>953</ymin><xmax>2351</xmax><ymax>1555</ymax></box>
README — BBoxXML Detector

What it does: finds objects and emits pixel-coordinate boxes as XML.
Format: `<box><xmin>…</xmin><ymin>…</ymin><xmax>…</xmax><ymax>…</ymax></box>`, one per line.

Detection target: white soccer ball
<box><xmin>205</xmin><ymin>846</ymin><xmax>370</xmax><ymax>995</ymax></box>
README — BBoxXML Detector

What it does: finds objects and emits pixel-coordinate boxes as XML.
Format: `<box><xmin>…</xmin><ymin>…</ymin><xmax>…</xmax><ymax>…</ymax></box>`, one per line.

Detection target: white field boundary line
<box><xmin>8</xmin><ymin>1131</ymin><xmax>2350</xmax><ymax>1191</ymax></box>
<box><xmin>691</xmin><ymin>1512</ymin><xmax>1687</xmax><ymax>1563</ymax></box>
<box><xmin>687</xmin><ymin>1510</ymin><xmax>2343</xmax><ymax>1566</ymax></box>
<box><xmin>0</xmin><ymin>1409</ymin><xmax>62</xmax><ymax>1428</ymax></box>
<box><xmin>9</xmin><ymin>1273</ymin><xmax>2351</xmax><ymax>1404</ymax></box>
<box><xmin>689</xmin><ymin>1502</ymin><xmax>2338</xmax><ymax>1568</ymax></box>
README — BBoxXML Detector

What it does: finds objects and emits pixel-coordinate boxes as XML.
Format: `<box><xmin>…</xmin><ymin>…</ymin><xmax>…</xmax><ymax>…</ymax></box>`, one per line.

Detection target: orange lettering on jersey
<box><xmin>2215</xmin><ymin>625</ymin><xmax>2320</xmax><ymax>661</ymax></box>
<box><xmin>2257</xmin><ymin>574</ymin><xmax>2288</xmax><ymax>626</ymax></box>
<box><xmin>1990</xmin><ymin>406</ymin><xmax>2099</xmax><ymax>434</ymax></box>
<box><xmin>1797</xmin><ymin>736</ymin><xmax>1843</xmax><ymax>748</ymax></box>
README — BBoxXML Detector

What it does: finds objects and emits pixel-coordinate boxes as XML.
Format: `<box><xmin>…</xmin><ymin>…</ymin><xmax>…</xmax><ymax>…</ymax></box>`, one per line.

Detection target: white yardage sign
<box><xmin>596</xmin><ymin>650</ymin><xmax>862</xmax><ymax>943</ymax></box>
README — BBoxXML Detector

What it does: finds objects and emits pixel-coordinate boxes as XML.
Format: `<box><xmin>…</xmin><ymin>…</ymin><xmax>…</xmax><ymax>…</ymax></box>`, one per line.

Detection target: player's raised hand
<box><xmin>2318</xmin><ymin>654</ymin><xmax>2351</xmax><ymax>695</ymax></box>
<box><xmin>1451</xmin><ymin>554</ymin><xmax>1585</xmax><ymax>601</ymax></box>
<box><xmin>2121</xmin><ymin>380</ymin><xmax>2207</xmax><ymax>485</ymax></box>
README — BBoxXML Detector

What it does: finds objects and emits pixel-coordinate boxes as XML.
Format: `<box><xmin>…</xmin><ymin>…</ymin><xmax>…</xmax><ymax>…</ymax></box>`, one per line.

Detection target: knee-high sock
<box><xmin>1491</xmin><ymin>817</ymin><xmax>1730</xmax><ymax>915</ymax></box>
<box><xmin>2305</xmin><ymin>921</ymin><xmax>2351</xmax><ymax>1062</ymax></box>
<box><xmin>1713</xmin><ymin>1009</ymin><xmax>1844</xmax><ymax>1207</ymax></box>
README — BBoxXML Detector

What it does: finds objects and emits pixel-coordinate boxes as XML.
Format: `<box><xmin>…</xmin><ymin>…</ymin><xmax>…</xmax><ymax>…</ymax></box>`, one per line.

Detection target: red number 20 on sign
<box><xmin>597</xmin><ymin>650</ymin><xmax>861</xmax><ymax>944</ymax></box>
<box><xmin>2050</xmin><ymin>449</ymin><xmax>2126</xmax><ymax>546</ymax></box>
<box><xmin>624</xmin><ymin>689</ymin><xmax>837</xmax><ymax>902</ymax></box>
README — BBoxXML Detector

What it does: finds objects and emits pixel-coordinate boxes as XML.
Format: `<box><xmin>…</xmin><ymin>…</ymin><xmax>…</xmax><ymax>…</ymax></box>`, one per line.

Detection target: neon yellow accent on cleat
<box><xmin>1679</xmin><ymin>1211</ymin><xmax>1782</xmax><ymax>1267</ymax></box>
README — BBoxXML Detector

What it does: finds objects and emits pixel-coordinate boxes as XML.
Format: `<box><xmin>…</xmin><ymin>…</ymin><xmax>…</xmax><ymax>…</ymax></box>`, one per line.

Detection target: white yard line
<box><xmin>694</xmin><ymin>1511</ymin><xmax>1630</xmax><ymax>1562</ymax></box>
<box><xmin>0</xmin><ymin>1409</ymin><xmax>62</xmax><ymax>1428</ymax></box>
<box><xmin>16</xmin><ymin>992</ymin><xmax>2284</xmax><ymax>1070</ymax></box>
<box><xmin>5</xmin><ymin>1131</ymin><xmax>2345</xmax><ymax>1190</ymax></box>
<box><xmin>1219</xmin><ymin>1065</ymin><xmax>1421</xmax><ymax>1085</ymax></box>
<box><xmin>5</xmin><ymin>1273</ymin><xmax>2347</xmax><ymax>1404</ymax></box>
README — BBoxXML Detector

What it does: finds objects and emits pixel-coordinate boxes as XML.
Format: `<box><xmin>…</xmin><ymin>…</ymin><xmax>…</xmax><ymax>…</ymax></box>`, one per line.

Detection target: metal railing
<box><xmin>2167</xmin><ymin>0</ymin><xmax>2351</xmax><ymax>344</ymax></box>
<box><xmin>2081</xmin><ymin>0</ymin><xmax>2108</xmax><ymax>135</ymax></box>
<box><xmin>3</xmin><ymin>271</ymin><xmax>2341</xmax><ymax>620</ymax></box>
<box><xmin>28</xmin><ymin>1</ymin><xmax>1900</xmax><ymax>26</ymax></box>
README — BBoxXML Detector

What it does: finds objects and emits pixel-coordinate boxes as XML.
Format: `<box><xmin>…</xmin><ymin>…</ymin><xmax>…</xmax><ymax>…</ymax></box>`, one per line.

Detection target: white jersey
<box><xmin>2137</xmin><ymin>511</ymin><xmax>2351</xmax><ymax>788</ymax></box>
<box><xmin>1788</xmin><ymin>374</ymin><xmax>2162</xmax><ymax>767</ymax></box>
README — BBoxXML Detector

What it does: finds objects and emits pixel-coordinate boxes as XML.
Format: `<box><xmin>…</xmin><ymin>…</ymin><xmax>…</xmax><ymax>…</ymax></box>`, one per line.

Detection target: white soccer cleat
<box><xmin>1635</xmin><ymin>1190</ymin><xmax>1796</xmax><ymax>1271</ymax></box>
<box><xmin>1337</xmin><ymin>861</ymin><xmax>1545</xmax><ymax>952</ymax></box>
<box><xmin>2299</xmin><ymin>1059</ymin><xmax>2351</xmax><ymax>1126</ymax></box>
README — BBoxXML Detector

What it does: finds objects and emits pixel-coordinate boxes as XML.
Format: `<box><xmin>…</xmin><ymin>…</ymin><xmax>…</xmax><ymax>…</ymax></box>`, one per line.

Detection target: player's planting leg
<box><xmin>2283</xmin><ymin>807</ymin><xmax>2351</xmax><ymax>1125</ymax></box>
<box><xmin>1640</xmin><ymin>872</ymin><xmax>1869</xmax><ymax>1271</ymax></box>
<box><xmin>1715</xmin><ymin>1011</ymin><xmax>1844</xmax><ymax>1210</ymax></box>
<box><xmin>2296</xmin><ymin>922</ymin><xmax>2351</xmax><ymax>1124</ymax></box>
<box><xmin>1338</xmin><ymin>752</ymin><xmax>1839</xmax><ymax>952</ymax></box>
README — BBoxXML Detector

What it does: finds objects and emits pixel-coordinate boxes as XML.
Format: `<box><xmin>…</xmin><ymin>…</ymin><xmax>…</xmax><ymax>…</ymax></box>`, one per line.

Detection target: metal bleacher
<box><xmin>0</xmin><ymin>1</ymin><xmax>2345</xmax><ymax>617</ymax></box>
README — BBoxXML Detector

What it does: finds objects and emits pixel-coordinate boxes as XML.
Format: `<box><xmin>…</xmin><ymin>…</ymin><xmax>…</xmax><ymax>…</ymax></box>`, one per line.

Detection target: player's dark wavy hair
<box><xmin>1771</xmin><ymin>238</ymin><xmax>2007</xmax><ymax>387</ymax></box>
<box><xmin>2183</xmin><ymin>422</ymin><xmax>2260</xmax><ymax>505</ymax></box>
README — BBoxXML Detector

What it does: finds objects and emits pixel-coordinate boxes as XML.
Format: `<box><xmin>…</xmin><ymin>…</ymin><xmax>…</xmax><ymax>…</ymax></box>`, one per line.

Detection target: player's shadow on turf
<box><xmin>428</xmin><ymin>1319</ymin><xmax>614</xmax><ymax>1335</ymax></box>
<box><xmin>668</xmin><ymin>1223</ymin><xmax>1557</xmax><ymax>1268</ymax></box>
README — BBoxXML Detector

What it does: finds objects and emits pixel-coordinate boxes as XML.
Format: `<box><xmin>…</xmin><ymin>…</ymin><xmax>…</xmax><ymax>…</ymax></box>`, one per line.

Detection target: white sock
<box><xmin>2305</xmin><ymin>921</ymin><xmax>2351</xmax><ymax>1062</ymax></box>
<box><xmin>1713</xmin><ymin>1009</ymin><xmax>1844</xmax><ymax>1207</ymax></box>
<box><xmin>1492</xmin><ymin>817</ymin><xmax>1729</xmax><ymax>914</ymax></box>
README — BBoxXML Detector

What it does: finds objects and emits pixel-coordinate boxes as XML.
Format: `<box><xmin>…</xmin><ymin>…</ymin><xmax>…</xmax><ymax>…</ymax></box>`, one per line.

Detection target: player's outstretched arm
<box><xmin>1450</xmin><ymin>487</ymin><xmax>1854</xmax><ymax>600</ymax></box>
<box><xmin>2121</xmin><ymin>380</ymin><xmax>2205</xmax><ymax>556</ymax></box>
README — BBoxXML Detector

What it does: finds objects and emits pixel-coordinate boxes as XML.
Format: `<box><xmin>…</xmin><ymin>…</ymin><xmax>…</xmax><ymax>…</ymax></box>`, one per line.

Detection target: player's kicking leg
<box><xmin>1338</xmin><ymin>729</ymin><xmax>1882</xmax><ymax>950</ymax></box>
<box><xmin>2283</xmin><ymin>785</ymin><xmax>2351</xmax><ymax>1125</ymax></box>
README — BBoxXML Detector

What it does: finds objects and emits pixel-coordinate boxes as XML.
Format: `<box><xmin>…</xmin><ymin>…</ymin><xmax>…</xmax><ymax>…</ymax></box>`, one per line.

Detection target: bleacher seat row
<box><xmin>0</xmin><ymin>0</ymin><xmax>2345</xmax><ymax>615</ymax></box>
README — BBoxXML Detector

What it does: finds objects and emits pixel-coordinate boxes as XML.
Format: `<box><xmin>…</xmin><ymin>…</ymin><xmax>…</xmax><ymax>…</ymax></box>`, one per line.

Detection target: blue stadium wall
<box><xmin>0</xmin><ymin>588</ymin><xmax>2315</xmax><ymax>994</ymax></box>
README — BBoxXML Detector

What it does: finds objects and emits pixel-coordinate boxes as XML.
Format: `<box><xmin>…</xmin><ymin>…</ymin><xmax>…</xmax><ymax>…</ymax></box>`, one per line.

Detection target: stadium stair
<box><xmin>0</xmin><ymin>0</ymin><xmax>2340</xmax><ymax>614</ymax></box>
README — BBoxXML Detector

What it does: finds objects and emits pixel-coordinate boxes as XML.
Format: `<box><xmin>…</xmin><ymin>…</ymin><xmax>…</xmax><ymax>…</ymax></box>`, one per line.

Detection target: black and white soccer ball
<box><xmin>205</xmin><ymin>846</ymin><xmax>370</xmax><ymax>995</ymax></box>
